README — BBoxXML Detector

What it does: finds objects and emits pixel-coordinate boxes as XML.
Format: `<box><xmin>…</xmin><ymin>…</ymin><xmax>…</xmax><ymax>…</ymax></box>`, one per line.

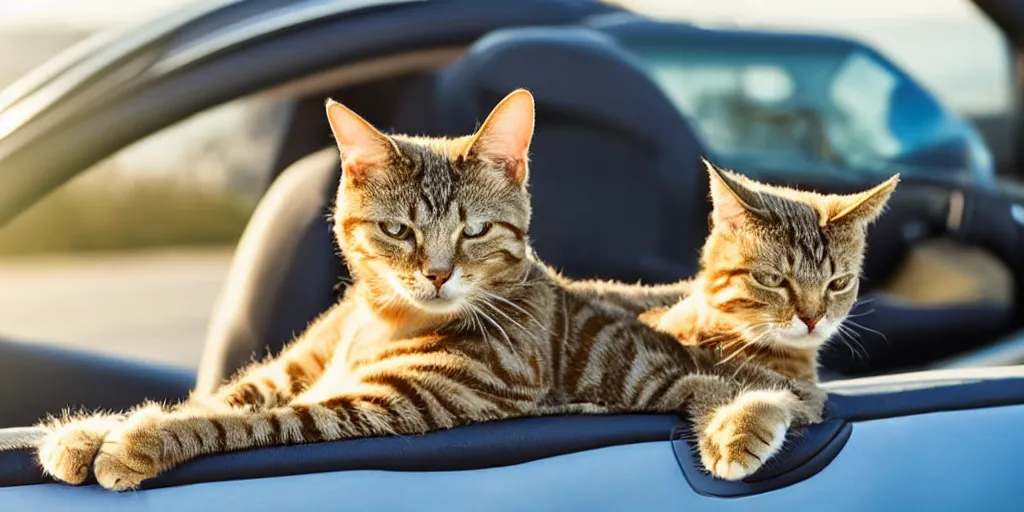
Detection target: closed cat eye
<box><xmin>463</xmin><ymin>222</ymin><xmax>492</xmax><ymax>238</ymax></box>
<box><xmin>828</xmin><ymin>275</ymin><xmax>854</xmax><ymax>292</ymax></box>
<box><xmin>751</xmin><ymin>271</ymin><xmax>784</xmax><ymax>288</ymax></box>
<box><xmin>379</xmin><ymin>222</ymin><xmax>411</xmax><ymax>239</ymax></box>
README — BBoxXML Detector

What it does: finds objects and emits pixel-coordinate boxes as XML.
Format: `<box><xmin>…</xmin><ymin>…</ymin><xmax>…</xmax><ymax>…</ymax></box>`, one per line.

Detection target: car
<box><xmin>1</xmin><ymin>0</ymin><xmax>1023</xmax><ymax>509</ymax></box>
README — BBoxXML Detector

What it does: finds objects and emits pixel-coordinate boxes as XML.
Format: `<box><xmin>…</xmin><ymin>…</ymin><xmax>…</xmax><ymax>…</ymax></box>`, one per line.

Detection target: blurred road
<box><xmin>0</xmin><ymin>249</ymin><xmax>232</xmax><ymax>369</ymax></box>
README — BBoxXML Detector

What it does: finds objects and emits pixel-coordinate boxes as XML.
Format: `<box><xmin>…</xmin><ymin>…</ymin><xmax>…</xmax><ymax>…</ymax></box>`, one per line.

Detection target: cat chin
<box><xmin>408</xmin><ymin>296</ymin><xmax>467</xmax><ymax>316</ymax></box>
<box><xmin>771</xmin><ymin>317</ymin><xmax>838</xmax><ymax>350</ymax></box>
<box><xmin>773</xmin><ymin>335</ymin><xmax>826</xmax><ymax>350</ymax></box>
<box><xmin>773</xmin><ymin>328</ymin><xmax>830</xmax><ymax>350</ymax></box>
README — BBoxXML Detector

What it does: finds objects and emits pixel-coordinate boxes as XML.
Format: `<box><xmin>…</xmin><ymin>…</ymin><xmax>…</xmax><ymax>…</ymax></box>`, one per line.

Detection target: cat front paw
<box><xmin>93</xmin><ymin>410</ymin><xmax>167</xmax><ymax>491</ymax></box>
<box><xmin>37</xmin><ymin>414</ymin><xmax>124</xmax><ymax>485</ymax></box>
<box><xmin>38</xmin><ymin>425</ymin><xmax>103</xmax><ymax>485</ymax></box>
<box><xmin>699</xmin><ymin>390</ymin><xmax>795</xmax><ymax>481</ymax></box>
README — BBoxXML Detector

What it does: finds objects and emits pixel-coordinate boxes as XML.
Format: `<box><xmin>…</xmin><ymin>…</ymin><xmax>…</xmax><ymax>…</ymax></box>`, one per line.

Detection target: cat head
<box><xmin>326</xmin><ymin>89</ymin><xmax>535</xmax><ymax>317</ymax></box>
<box><xmin>699</xmin><ymin>158</ymin><xmax>899</xmax><ymax>351</ymax></box>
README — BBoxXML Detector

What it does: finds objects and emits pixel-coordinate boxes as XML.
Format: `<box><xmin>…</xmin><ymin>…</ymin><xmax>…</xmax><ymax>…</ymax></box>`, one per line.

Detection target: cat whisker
<box><xmin>714</xmin><ymin>325</ymin><xmax>773</xmax><ymax>366</ymax></box>
<box><xmin>463</xmin><ymin>304</ymin><xmax>486</xmax><ymax>341</ymax></box>
<box><xmin>469</xmin><ymin>300</ymin><xmax>512</xmax><ymax>345</ymax></box>
<box><xmin>710</xmin><ymin>322</ymin><xmax>773</xmax><ymax>361</ymax></box>
<box><xmin>833</xmin><ymin>325</ymin><xmax>866</xmax><ymax>361</ymax></box>
<box><xmin>477</xmin><ymin>298</ymin><xmax>531</xmax><ymax>337</ymax></box>
<box><xmin>729</xmin><ymin>342</ymin><xmax>771</xmax><ymax>380</ymax></box>
<box><xmin>844</xmin><ymin>319</ymin><xmax>888</xmax><ymax>345</ymax></box>
<box><xmin>845</xmin><ymin>309</ymin><xmax>876</xmax><ymax>319</ymax></box>
<box><xmin>472</xmin><ymin>298</ymin><xmax>523</xmax><ymax>361</ymax></box>
<box><xmin>836</xmin><ymin>323</ymin><xmax>862</xmax><ymax>340</ymax></box>
<box><xmin>479</xmin><ymin>290</ymin><xmax>547</xmax><ymax>333</ymax></box>
<box><xmin>715</xmin><ymin>344</ymin><xmax>750</xmax><ymax>366</ymax></box>
<box><xmin>831</xmin><ymin>325</ymin><xmax>864</xmax><ymax>362</ymax></box>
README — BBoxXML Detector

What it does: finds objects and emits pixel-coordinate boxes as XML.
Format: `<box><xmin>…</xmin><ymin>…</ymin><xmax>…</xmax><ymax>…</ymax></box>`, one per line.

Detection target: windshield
<box><xmin>616</xmin><ymin>0</ymin><xmax>1008</xmax><ymax>179</ymax></box>
<box><xmin>620</xmin><ymin>30</ymin><xmax>993</xmax><ymax>179</ymax></box>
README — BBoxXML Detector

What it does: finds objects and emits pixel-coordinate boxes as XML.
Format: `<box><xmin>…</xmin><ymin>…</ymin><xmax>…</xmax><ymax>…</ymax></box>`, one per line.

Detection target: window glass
<box><xmin>618</xmin><ymin>0</ymin><xmax>1014</xmax><ymax>170</ymax></box>
<box><xmin>631</xmin><ymin>36</ymin><xmax>982</xmax><ymax>174</ymax></box>
<box><xmin>0</xmin><ymin>97</ymin><xmax>293</xmax><ymax>368</ymax></box>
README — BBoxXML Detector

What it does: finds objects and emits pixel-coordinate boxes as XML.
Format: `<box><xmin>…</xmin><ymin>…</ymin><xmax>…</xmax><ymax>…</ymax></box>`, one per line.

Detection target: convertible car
<box><xmin>2</xmin><ymin>0</ymin><xmax>1024</xmax><ymax>509</ymax></box>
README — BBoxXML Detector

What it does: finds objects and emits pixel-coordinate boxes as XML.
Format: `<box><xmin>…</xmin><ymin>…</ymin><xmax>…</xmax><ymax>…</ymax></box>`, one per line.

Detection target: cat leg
<box><xmin>642</xmin><ymin>371</ymin><xmax>825</xmax><ymax>481</ymax></box>
<box><xmin>692</xmin><ymin>379</ymin><xmax>826</xmax><ymax>481</ymax></box>
<box><xmin>210</xmin><ymin>301</ymin><xmax>351</xmax><ymax>410</ymax></box>
<box><xmin>36</xmin><ymin>302</ymin><xmax>347</xmax><ymax>485</ymax></box>
<box><xmin>696</xmin><ymin>388</ymin><xmax>798</xmax><ymax>481</ymax></box>
<box><xmin>91</xmin><ymin>351</ymin><xmax>541</xmax><ymax>491</ymax></box>
<box><xmin>33</xmin><ymin>376</ymin><xmax>301</xmax><ymax>486</ymax></box>
<box><xmin>37</xmin><ymin>305</ymin><xmax>344</xmax><ymax>485</ymax></box>
<box><xmin>91</xmin><ymin>396</ymin><xmax>501</xmax><ymax>491</ymax></box>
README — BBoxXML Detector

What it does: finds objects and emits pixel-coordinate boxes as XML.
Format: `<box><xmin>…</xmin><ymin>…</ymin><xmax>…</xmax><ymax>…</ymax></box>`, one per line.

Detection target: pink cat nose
<box><xmin>425</xmin><ymin>269</ymin><xmax>452</xmax><ymax>291</ymax></box>
<box><xmin>799</xmin><ymin>315</ymin><xmax>822</xmax><ymax>333</ymax></box>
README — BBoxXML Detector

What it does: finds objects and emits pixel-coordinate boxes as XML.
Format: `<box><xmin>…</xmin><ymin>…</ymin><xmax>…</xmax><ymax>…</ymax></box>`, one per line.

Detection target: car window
<box><xmin>618</xmin><ymin>0</ymin><xmax>1014</xmax><ymax>171</ymax></box>
<box><xmin>624</xmin><ymin>33</ymin><xmax>988</xmax><ymax>177</ymax></box>
<box><xmin>0</xmin><ymin>96</ymin><xmax>294</xmax><ymax>368</ymax></box>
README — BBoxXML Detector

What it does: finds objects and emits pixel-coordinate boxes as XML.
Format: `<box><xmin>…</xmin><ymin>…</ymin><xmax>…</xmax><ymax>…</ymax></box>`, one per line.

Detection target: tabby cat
<box><xmin>640</xmin><ymin>162</ymin><xmax>898</xmax><ymax>384</ymax></box>
<box><xmin>36</xmin><ymin>90</ymin><xmax>823</xmax><ymax>491</ymax></box>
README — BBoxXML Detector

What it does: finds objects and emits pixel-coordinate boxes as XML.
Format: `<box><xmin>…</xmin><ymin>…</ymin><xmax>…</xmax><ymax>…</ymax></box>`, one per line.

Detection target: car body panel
<box><xmin>1</xmin><ymin>403</ymin><xmax>1021</xmax><ymax>510</ymax></box>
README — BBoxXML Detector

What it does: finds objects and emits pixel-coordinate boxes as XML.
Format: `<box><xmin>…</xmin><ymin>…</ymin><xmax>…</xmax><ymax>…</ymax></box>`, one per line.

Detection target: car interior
<box><xmin>198</xmin><ymin>20</ymin><xmax>1021</xmax><ymax>394</ymax></box>
<box><xmin>3</xmin><ymin>4</ymin><xmax>1024</xmax><ymax>505</ymax></box>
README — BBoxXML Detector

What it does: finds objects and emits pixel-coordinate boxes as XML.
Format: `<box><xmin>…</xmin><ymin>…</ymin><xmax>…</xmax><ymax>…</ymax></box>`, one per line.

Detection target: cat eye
<box><xmin>463</xmin><ymin>222</ymin><xmax>492</xmax><ymax>239</ymax></box>
<box><xmin>378</xmin><ymin>222</ymin><xmax>411</xmax><ymax>240</ymax></box>
<box><xmin>829</xmin><ymin>275</ymin><xmax>854</xmax><ymax>292</ymax></box>
<box><xmin>751</xmin><ymin>271</ymin><xmax>784</xmax><ymax>288</ymax></box>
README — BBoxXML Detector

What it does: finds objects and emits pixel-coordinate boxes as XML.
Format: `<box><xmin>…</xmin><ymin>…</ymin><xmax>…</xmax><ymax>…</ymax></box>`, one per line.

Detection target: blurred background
<box><xmin>0</xmin><ymin>0</ymin><xmax>1014</xmax><ymax>369</ymax></box>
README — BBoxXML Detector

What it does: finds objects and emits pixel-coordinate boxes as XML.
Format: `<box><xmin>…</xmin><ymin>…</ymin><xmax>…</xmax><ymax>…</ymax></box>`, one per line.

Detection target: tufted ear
<box><xmin>704</xmin><ymin>158</ymin><xmax>767</xmax><ymax>229</ymax></box>
<box><xmin>325</xmin><ymin>99</ymin><xmax>400</xmax><ymax>180</ymax></box>
<box><xmin>826</xmin><ymin>174</ymin><xmax>900</xmax><ymax>226</ymax></box>
<box><xmin>464</xmin><ymin>89</ymin><xmax>535</xmax><ymax>186</ymax></box>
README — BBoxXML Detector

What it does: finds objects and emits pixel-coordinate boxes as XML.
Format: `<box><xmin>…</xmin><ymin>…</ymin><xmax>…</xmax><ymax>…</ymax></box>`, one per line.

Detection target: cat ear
<box><xmin>705</xmin><ymin>158</ymin><xmax>766</xmax><ymax>229</ymax></box>
<box><xmin>325</xmin><ymin>99</ymin><xmax>399</xmax><ymax>179</ymax></box>
<box><xmin>826</xmin><ymin>174</ymin><xmax>900</xmax><ymax>226</ymax></box>
<box><xmin>464</xmin><ymin>89</ymin><xmax>535</xmax><ymax>186</ymax></box>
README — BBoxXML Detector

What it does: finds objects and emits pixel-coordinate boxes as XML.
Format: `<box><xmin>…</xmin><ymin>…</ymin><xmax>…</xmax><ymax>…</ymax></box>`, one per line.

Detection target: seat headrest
<box><xmin>435</xmin><ymin>27</ymin><xmax>711</xmax><ymax>282</ymax></box>
<box><xmin>436</xmin><ymin>27</ymin><xmax>694</xmax><ymax>147</ymax></box>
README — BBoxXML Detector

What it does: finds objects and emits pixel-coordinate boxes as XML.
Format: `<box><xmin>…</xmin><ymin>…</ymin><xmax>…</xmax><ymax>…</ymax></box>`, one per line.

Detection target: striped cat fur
<box><xmin>35</xmin><ymin>90</ymin><xmax>825</xmax><ymax>490</ymax></box>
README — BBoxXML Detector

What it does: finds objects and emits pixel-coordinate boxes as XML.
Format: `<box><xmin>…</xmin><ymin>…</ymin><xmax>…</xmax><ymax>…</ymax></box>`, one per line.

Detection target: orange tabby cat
<box><xmin>639</xmin><ymin>161</ymin><xmax>897</xmax><ymax>475</ymax></box>
<box><xmin>34</xmin><ymin>90</ymin><xmax>823</xmax><ymax>491</ymax></box>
